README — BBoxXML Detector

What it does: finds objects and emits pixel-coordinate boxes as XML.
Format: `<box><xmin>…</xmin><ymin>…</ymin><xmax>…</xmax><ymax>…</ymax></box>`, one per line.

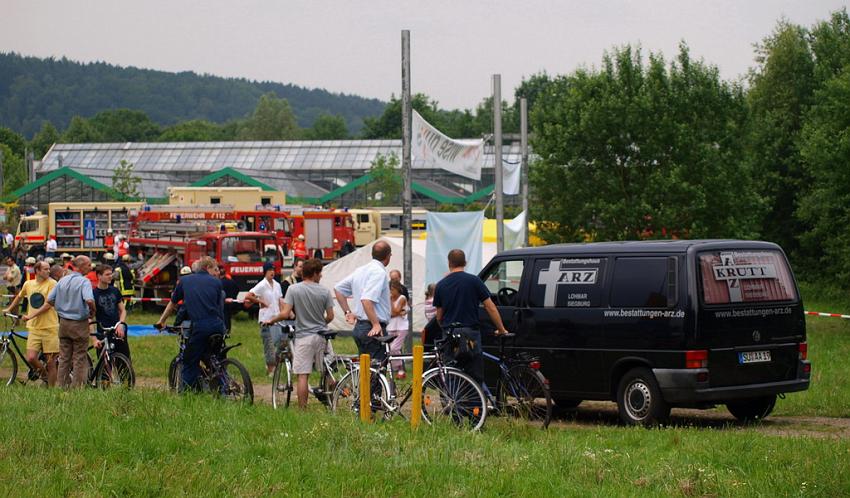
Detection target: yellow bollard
<box><xmin>359</xmin><ymin>354</ymin><xmax>371</xmax><ymax>423</ymax></box>
<box><xmin>410</xmin><ymin>345</ymin><xmax>424</xmax><ymax>428</ymax></box>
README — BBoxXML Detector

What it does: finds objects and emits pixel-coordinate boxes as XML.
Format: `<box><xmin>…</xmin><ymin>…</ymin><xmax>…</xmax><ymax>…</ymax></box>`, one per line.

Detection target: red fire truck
<box><xmin>132</xmin><ymin>205</ymin><xmax>356</xmax><ymax>261</ymax></box>
<box><xmin>129</xmin><ymin>212</ymin><xmax>280</xmax><ymax>300</ymax></box>
<box><xmin>252</xmin><ymin>208</ymin><xmax>355</xmax><ymax>259</ymax></box>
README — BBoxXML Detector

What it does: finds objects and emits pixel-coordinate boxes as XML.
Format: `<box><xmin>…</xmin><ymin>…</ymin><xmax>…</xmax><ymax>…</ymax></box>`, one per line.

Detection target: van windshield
<box><xmin>699</xmin><ymin>250</ymin><xmax>797</xmax><ymax>304</ymax></box>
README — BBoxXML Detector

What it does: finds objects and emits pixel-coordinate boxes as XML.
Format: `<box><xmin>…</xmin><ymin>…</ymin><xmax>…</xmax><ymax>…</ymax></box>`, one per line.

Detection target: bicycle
<box><xmin>160</xmin><ymin>324</ymin><xmax>254</xmax><ymax>404</ymax></box>
<box><xmin>85</xmin><ymin>323</ymin><xmax>135</xmax><ymax>389</ymax></box>
<box><xmin>270</xmin><ymin>326</ymin><xmax>356</xmax><ymax>409</ymax></box>
<box><xmin>0</xmin><ymin>313</ymin><xmax>55</xmax><ymax>386</ymax></box>
<box><xmin>330</xmin><ymin>330</ymin><xmax>488</xmax><ymax>431</ymax></box>
<box><xmin>483</xmin><ymin>333</ymin><xmax>552</xmax><ymax>429</ymax></box>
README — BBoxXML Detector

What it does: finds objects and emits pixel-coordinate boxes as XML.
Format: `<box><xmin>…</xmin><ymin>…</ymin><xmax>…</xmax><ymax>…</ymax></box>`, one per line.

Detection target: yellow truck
<box><xmin>347</xmin><ymin>207</ymin><xmax>430</xmax><ymax>246</ymax></box>
<box><xmin>15</xmin><ymin>202</ymin><xmax>144</xmax><ymax>255</ymax></box>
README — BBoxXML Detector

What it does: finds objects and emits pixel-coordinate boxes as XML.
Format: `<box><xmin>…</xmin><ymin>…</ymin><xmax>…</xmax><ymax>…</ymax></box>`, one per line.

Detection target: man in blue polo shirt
<box><xmin>433</xmin><ymin>249</ymin><xmax>509</xmax><ymax>383</ymax></box>
<box><xmin>155</xmin><ymin>256</ymin><xmax>224</xmax><ymax>391</ymax></box>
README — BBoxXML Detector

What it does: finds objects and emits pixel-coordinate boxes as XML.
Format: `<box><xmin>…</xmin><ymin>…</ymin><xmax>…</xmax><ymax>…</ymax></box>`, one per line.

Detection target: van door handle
<box><xmin>513</xmin><ymin>309</ymin><xmax>522</xmax><ymax>325</ymax></box>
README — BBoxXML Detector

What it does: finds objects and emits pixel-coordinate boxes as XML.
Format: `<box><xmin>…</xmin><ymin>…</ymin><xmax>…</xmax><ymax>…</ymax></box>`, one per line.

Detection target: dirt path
<box><xmin>551</xmin><ymin>401</ymin><xmax>850</xmax><ymax>440</ymax></box>
<box><xmin>134</xmin><ymin>376</ymin><xmax>850</xmax><ymax>439</ymax></box>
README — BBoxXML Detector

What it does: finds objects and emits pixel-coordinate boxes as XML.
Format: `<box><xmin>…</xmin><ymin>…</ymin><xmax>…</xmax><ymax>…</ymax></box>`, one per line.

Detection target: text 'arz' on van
<box><xmin>478</xmin><ymin>240</ymin><xmax>811</xmax><ymax>426</ymax></box>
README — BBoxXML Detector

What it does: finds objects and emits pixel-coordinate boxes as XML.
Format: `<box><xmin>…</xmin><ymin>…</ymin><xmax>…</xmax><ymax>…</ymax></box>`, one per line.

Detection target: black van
<box><xmin>477</xmin><ymin>240</ymin><xmax>811</xmax><ymax>425</ymax></box>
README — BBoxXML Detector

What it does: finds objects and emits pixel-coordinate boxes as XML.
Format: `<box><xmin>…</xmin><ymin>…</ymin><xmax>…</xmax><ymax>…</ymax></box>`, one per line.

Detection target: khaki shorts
<box><xmin>291</xmin><ymin>334</ymin><xmax>325</xmax><ymax>375</ymax></box>
<box><xmin>27</xmin><ymin>327</ymin><xmax>59</xmax><ymax>354</ymax></box>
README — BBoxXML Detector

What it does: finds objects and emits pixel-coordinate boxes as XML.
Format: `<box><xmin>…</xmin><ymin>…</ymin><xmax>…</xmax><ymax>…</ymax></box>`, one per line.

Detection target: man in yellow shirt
<box><xmin>3</xmin><ymin>261</ymin><xmax>59</xmax><ymax>386</ymax></box>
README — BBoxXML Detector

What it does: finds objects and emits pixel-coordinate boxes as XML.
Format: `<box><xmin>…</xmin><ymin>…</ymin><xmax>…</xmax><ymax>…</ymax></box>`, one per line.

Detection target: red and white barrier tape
<box><xmin>1</xmin><ymin>294</ymin><xmax>243</xmax><ymax>304</ymax></box>
<box><xmin>805</xmin><ymin>311</ymin><xmax>850</xmax><ymax>320</ymax></box>
<box><xmin>3</xmin><ymin>292</ymin><xmax>840</xmax><ymax>316</ymax></box>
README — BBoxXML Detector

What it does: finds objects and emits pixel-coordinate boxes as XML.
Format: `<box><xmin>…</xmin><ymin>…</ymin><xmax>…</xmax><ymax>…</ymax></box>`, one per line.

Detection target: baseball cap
<box><xmin>263</xmin><ymin>262</ymin><xmax>275</xmax><ymax>273</ymax></box>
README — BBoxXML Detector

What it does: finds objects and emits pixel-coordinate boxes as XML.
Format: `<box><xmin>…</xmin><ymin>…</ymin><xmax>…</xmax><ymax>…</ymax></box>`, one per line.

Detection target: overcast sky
<box><xmin>3</xmin><ymin>0</ymin><xmax>847</xmax><ymax>110</ymax></box>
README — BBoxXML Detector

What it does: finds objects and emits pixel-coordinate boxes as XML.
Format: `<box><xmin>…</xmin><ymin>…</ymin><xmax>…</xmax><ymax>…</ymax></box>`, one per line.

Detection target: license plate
<box><xmin>739</xmin><ymin>350</ymin><xmax>771</xmax><ymax>364</ymax></box>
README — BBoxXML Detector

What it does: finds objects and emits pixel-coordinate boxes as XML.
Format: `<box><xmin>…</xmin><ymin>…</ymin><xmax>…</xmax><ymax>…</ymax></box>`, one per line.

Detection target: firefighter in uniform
<box><xmin>293</xmin><ymin>234</ymin><xmax>308</xmax><ymax>261</ymax></box>
<box><xmin>24</xmin><ymin>257</ymin><xmax>36</xmax><ymax>282</ymax></box>
<box><xmin>114</xmin><ymin>254</ymin><xmax>136</xmax><ymax>305</ymax></box>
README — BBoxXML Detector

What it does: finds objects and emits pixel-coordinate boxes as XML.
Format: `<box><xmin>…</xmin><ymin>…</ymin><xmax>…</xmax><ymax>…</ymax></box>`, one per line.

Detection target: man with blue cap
<box><xmin>244</xmin><ymin>261</ymin><xmax>283</xmax><ymax>376</ymax></box>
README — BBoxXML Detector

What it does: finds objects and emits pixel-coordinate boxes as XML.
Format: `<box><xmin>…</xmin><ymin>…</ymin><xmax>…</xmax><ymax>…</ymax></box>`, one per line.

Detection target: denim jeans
<box><xmin>182</xmin><ymin>318</ymin><xmax>224</xmax><ymax>391</ymax></box>
<box><xmin>352</xmin><ymin>320</ymin><xmax>387</xmax><ymax>362</ymax></box>
<box><xmin>260</xmin><ymin>324</ymin><xmax>283</xmax><ymax>366</ymax></box>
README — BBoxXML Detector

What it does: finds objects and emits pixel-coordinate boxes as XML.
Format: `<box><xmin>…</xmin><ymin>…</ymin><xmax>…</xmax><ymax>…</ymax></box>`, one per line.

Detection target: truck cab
<box><xmin>348</xmin><ymin>209</ymin><xmax>381</xmax><ymax>247</ymax></box>
<box><xmin>15</xmin><ymin>213</ymin><xmax>48</xmax><ymax>254</ymax></box>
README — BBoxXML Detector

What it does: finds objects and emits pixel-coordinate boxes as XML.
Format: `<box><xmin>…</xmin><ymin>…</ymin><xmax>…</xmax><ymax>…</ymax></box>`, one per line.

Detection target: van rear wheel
<box><xmin>616</xmin><ymin>367</ymin><xmax>670</xmax><ymax>426</ymax></box>
<box><xmin>726</xmin><ymin>395</ymin><xmax>776</xmax><ymax>423</ymax></box>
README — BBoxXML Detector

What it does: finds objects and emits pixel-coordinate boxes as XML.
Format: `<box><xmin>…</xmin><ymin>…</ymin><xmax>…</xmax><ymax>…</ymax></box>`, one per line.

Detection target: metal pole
<box><xmin>520</xmin><ymin>97</ymin><xmax>529</xmax><ymax>247</ymax></box>
<box><xmin>493</xmin><ymin>75</ymin><xmax>504</xmax><ymax>253</ymax></box>
<box><xmin>401</xmin><ymin>30</ymin><xmax>414</xmax><ymax>353</ymax></box>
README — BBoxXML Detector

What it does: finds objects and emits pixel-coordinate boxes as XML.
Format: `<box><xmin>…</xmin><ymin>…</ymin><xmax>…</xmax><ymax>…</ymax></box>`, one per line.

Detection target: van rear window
<box><xmin>699</xmin><ymin>250</ymin><xmax>797</xmax><ymax>304</ymax></box>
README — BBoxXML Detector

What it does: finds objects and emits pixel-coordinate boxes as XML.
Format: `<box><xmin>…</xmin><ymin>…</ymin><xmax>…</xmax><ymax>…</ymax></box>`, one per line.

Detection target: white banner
<box><xmin>504</xmin><ymin>210</ymin><xmax>527</xmax><ymax>249</ymax></box>
<box><xmin>412</xmin><ymin>110</ymin><xmax>484</xmax><ymax>180</ymax></box>
<box><xmin>503</xmin><ymin>160</ymin><xmax>520</xmax><ymax>195</ymax></box>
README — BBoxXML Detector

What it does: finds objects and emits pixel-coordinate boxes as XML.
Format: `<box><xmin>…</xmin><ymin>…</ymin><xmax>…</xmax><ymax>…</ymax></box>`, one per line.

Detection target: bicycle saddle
<box><xmin>318</xmin><ymin>330</ymin><xmax>338</xmax><ymax>340</ymax></box>
<box><xmin>375</xmin><ymin>334</ymin><xmax>397</xmax><ymax>344</ymax></box>
<box><xmin>207</xmin><ymin>334</ymin><xmax>225</xmax><ymax>352</ymax></box>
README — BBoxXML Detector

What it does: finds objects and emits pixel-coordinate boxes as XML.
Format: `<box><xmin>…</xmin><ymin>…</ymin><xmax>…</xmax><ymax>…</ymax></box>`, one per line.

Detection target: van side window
<box><xmin>357</xmin><ymin>214</ymin><xmax>370</xmax><ymax>223</ymax></box>
<box><xmin>610</xmin><ymin>257</ymin><xmax>678</xmax><ymax>308</ymax></box>
<box><xmin>528</xmin><ymin>257</ymin><xmax>608</xmax><ymax>308</ymax></box>
<box><xmin>482</xmin><ymin>260</ymin><xmax>525</xmax><ymax>306</ymax></box>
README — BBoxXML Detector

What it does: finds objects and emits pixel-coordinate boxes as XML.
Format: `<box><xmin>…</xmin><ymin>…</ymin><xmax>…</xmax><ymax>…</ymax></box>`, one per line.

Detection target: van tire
<box><xmin>616</xmin><ymin>367</ymin><xmax>670</xmax><ymax>426</ymax></box>
<box><xmin>726</xmin><ymin>395</ymin><xmax>776</xmax><ymax>423</ymax></box>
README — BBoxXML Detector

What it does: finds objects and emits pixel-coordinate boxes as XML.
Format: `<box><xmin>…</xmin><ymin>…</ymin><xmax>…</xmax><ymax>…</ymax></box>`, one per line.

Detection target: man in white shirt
<box><xmin>244</xmin><ymin>262</ymin><xmax>284</xmax><ymax>376</ymax></box>
<box><xmin>334</xmin><ymin>240</ymin><xmax>392</xmax><ymax>361</ymax></box>
<box><xmin>45</xmin><ymin>236</ymin><xmax>58</xmax><ymax>258</ymax></box>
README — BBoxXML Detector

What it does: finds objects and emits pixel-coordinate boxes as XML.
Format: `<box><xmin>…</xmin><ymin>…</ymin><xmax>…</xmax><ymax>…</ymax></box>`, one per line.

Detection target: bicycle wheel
<box><xmin>95</xmin><ymin>353</ymin><xmax>135</xmax><ymax>389</ymax></box>
<box><xmin>330</xmin><ymin>367</ymin><xmax>389</xmax><ymax>419</ymax></box>
<box><xmin>214</xmin><ymin>358</ymin><xmax>254</xmax><ymax>404</ymax></box>
<box><xmin>499</xmin><ymin>365</ymin><xmax>552</xmax><ymax>429</ymax></box>
<box><xmin>167</xmin><ymin>357</ymin><xmax>182</xmax><ymax>392</ymax></box>
<box><xmin>0</xmin><ymin>344</ymin><xmax>17</xmax><ymax>386</ymax></box>
<box><xmin>421</xmin><ymin>369</ymin><xmax>487</xmax><ymax>431</ymax></box>
<box><xmin>271</xmin><ymin>356</ymin><xmax>292</xmax><ymax>409</ymax></box>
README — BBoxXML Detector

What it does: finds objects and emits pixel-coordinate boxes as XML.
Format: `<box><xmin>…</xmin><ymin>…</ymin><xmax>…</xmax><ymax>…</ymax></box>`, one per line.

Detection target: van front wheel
<box><xmin>616</xmin><ymin>367</ymin><xmax>670</xmax><ymax>426</ymax></box>
<box><xmin>726</xmin><ymin>395</ymin><xmax>776</xmax><ymax>423</ymax></box>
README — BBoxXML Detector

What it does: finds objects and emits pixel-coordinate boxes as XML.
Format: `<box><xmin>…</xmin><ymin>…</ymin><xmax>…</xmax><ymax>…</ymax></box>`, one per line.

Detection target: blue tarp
<box><xmin>2</xmin><ymin>325</ymin><xmax>162</xmax><ymax>338</ymax></box>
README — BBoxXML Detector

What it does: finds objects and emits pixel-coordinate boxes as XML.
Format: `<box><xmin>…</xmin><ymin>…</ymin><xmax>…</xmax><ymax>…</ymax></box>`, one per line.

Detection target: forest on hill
<box><xmin>0</xmin><ymin>52</ymin><xmax>386</xmax><ymax>137</ymax></box>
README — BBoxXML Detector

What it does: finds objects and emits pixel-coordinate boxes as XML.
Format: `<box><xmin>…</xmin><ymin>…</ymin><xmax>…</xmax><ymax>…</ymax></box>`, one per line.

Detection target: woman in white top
<box><xmin>387</xmin><ymin>280</ymin><xmax>409</xmax><ymax>379</ymax></box>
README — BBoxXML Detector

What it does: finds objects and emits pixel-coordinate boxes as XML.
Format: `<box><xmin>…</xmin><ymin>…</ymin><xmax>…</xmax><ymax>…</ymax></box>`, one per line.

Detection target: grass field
<box><xmin>1</xmin><ymin>387</ymin><xmax>848</xmax><ymax>497</ymax></box>
<box><xmin>1</xmin><ymin>285</ymin><xmax>848</xmax><ymax>496</ymax></box>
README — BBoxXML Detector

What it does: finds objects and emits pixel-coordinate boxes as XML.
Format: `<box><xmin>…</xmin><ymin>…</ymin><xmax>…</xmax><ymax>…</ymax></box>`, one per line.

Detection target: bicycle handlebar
<box><xmin>3</xmin><ymin>312</ymin><xmax>20</xmax><ymax>320</ymax></box>
<box><xmin>158</xmin><ymin>325</ymin><xmax>190</xmax><ymax>335</ymax></box>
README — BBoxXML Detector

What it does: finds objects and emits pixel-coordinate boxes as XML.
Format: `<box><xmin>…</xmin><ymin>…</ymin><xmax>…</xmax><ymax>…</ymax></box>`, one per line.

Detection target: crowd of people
<box><xmin>2</xmin><ymin>254</ymin><xmax>129</xmax><ymax>387</ymax></box>
<box><xmin>4</xmin><ymin>240</ymin><xmax>508</xmax><ymax>404</ymax></box>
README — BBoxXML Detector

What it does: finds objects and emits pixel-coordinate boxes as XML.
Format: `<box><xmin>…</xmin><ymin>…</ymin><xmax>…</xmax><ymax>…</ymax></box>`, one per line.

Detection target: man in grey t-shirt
<box><xmin>265</xmin><ymin>259</ymin><xmax>334</xmax><ymax>408</ymax></box>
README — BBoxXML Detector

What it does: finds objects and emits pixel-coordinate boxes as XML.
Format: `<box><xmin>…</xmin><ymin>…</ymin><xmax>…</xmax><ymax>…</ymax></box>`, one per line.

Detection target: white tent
<box><xmin>318</xmin><ymin>237</ymin><xmax>497</xmax><ymax>331</ymax></box>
